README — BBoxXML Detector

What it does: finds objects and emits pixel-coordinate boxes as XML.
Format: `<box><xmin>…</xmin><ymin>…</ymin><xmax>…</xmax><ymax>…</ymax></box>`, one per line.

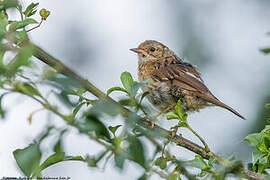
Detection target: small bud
<box><xmin>39</xmin><ymin>8</ymin><xmax>50</xmax><ymax>20</ymax></box>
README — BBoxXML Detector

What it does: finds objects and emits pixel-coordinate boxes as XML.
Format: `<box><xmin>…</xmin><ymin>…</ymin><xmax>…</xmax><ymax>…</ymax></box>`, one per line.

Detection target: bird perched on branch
<box><xmin>130</xmin><ymin>40</ymin><xmax>245</xmax><ymax>120</ymax></box>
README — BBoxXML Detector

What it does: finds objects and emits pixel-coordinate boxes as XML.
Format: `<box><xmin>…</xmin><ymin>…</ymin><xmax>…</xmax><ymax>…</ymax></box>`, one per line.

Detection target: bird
<box><xmin>130</xmin><ymin>40</ymin><xmax>245</xmax><ymax>120</ymax></box>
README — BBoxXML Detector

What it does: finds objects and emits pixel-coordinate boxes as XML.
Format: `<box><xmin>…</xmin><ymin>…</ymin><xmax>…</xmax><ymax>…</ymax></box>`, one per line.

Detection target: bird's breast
<box><xmin>138</xmin><ymin>61</ymin><xmax>175</xmax><ymax>110</ymax></box>
<box><xmin>138</xmin><ymin>61</ymin><xmax>157</xmax><ymax>81</ymax></box>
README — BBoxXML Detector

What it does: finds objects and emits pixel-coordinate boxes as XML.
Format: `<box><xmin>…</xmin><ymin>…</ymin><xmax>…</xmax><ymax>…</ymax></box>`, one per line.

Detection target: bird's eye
<box><xmin>142</xmin><ymin>54</ymin><xmax>146</xmax><ymax>58</ymax></box>
<box><xmin>150</xmin><ymin>47</ymin><xmax>156</xmax><ymax>52</ymax></box>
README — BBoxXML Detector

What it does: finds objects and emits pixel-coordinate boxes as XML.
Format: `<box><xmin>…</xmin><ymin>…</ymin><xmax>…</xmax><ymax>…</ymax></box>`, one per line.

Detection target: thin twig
<box><xmin>150</xmin><ymin>167</ymin><xmax>170</xmax><ymax>179</ymax></box>
<box><xmin>186</xmin><ymin>123</ymin><xmax>210</xmax><ymax>152</ymax></box>
<box><xmin>26</xmin><ymin>20</ymin><xmax>43</xmax><ymax>32</ymax></box>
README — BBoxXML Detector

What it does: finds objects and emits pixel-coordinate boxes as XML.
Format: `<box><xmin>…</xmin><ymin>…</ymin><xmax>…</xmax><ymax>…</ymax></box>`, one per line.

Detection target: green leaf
<box><xmin>199</xmin><ymin>171</ymin><xmax>207</xmax><ymax>177</ymax></box>
<box><xmin>262</xmin><ymin>125</ymin><xmax>270</xmax><ymax>132</ymax></box>
<box><xmin>53</xmin><ymin>139</ymin><xmax>63</xmax><ymax>153</ymax></box>
<box><xmin>129</xmin><ymin>79</ymin><xmax>151</xmax><ymax>97</ymax></box>
<box><xmin>107</xmin><ymin>86</ymin><xmax>128</xmax><ymax>95</ymax></box>
<box><xmin>58</xmin><ymin>90</ymin><xmax>77</xmax><ymax>107</ymax></box>
<box><xmin>0</xmin><ymin>12</ymin><xmax>8</xmax><ymax>35</ymax></box>
<box><xmin>0</xmin><ymin>47</ymin><xmax>5</xmax><ymax>68</ymax></box>
<box><xmin>7</xmin><ymin>46</ymin><xmax>33</xmax><ymax>75</ymax></box>
<box><xmin>139</xmin><ymin>91</ymin><xmax>149</xmax><ymax>104</ymax></box>
<box><xmin>86</xmin><ymin>156</ymin><xmax>97</xmax><ymax>167</ymax></box>
<box><xmin>108</xmin><ymin>125</ymin><xmax>122</xmax><ymax>136</ymax></box>
<box><xmin>169</xmin><ymin>174</ymin><xmax>179</xmax><ymax>180</ymax></box>
<box><xmin>258</xmin><ymin>134</ymin><xmax>270</xmax><ymax>153</ymax></box>
<box><xmin>0</xmin><ymin>92</ymin><xmax>9</xmax><ymax>119</ymax></box>
<box><xmin>120</xmin><ymin>71</ymin><xmax>134</xmax><ymax>91</ymax></box>
<box><xmin>46</xmin><ymin>74</ymin><xmax>82</xmax><ymax>90</ymax></box>
<box><xmin>14</xmin><ymin>31</ymin><xmax>28</xmax><ymax>40</ymax></box>
<box><xmin>129</xmin><ymin>82</ymin><xmax>143</xmax><ymax>97</ymax></box>
<box><xmin>64</xmin><ymin>155</ymin><xmax>84</xmax><ymax>161</ymax></box>
<box><xmin>91</xmin><ymin>101</ymin><xmax>121</xmax><ymax>116</ymax></box>
<box><xmin>72</xmin><ymin>102</ymin><xmax>86</xmax><ymax>118</ymax></box>
<box><xmin>86</xmin><ymin>151</ymin><xmax>108</xmax><ymax>168</ymax></box>
<box><xmin>14</xmin><ymin>82</ymin><xmax>41</xmax><ymax>97</ymax></box>
<box><xmin>23</xmin><ymin>83</ymin><xmax>41</xmax><ymax>97</ymax></box>
<box><xmin>9</xmin><ymin>18</ymin><xmax>38</xmax><ymax>31</ymax></box>
<box><xmin>166</xmin><ymin>112</ymin><xmax>179</xmax><ymax>120</ymax></box>
<box><xmin>185</xmin><ymin>155</ymin><xmax>209</xmax><ymax>170</ymax></box>
<box><xmin>137</xmin><ymin>173</ymin><xmax>147</xmax><ymax>180</ymax></box>
<box><xmin>244</xmin><ymin>133</ymin><xmax>262</xmax><ymax>147</ymax></box>
<box><xmin>13</xmin><ymin>142</ymin><xmax>41</xmax><ymax>177</ymax></box>
<box><xmin>260</xmin><ymin>48</ymin><xmax>270</xmax><ymax>54</ymax></box>
<box><xmin>175</xmin><ymin>100</ymin><xmax>183</xmax><ymax>117</ymax></box>
<box><xmin>113</xmin><ymin>137</ymin><xmax>122</xmax><ymax>150</ymax></box>
<box><xmin>126</xmin><ymin>113</ymin><xmax>140</xmax><ymax>126</ymax></box>
<box><xmin>114</xmin><ymin>153</ymin><xmax>126</xmax><ymax>169</ymax></box>
<box><xmin>38</xmin><ymin>152</ymin><xmax>65</xmax><ymax>172</ymax></box>
<box><xmin>24</xmin><ymin>3</ymin><xmax>39</xmax><ymax>17</ymax></box>
<box><xmin>154</xmin><ymin>157</ymin><xmax>167</xmax><ymax>169</ymax></box>
<box><xmin>181</xmin><ymin>113</ymin><xmax>188</xmax><ymax>121</ymax></box>
<box><xmin>81</xmin><ymin>113</ymin><xmax>110</xmax><ymax>139</ymax></box>
<box><xmin>118</xmin><ymin>98</ymin><xmax>137</xmax><ymax>107</ymax></box>
<box><xmin>127</xmin><ymin>135</ymin><xmax>146</xmax><ymax>168</ymax></box>
<box><xmin>208</xmin><ymin>157</ymin><xmax>216</xmax><ymax>167</ymax></box>
<box><xmin>265</xmin><ymin>103</ymin><xmax>270</xmax><ymax>109</ymax></box>
<box><xmin>255</xmin><ymin>164</ymin><xmax>268</xmax><ymax>174</ymax></box>
<box><xmin>2</xmin><ymin>0</ymin><xmax>18</xmax><ymax>9</ymax></box>
<box><xmin>119</xmin><ymin>72</ymin><xmax>150</xmax><ymax>97</ymax></box>
<box><xmin>36</xmin><ymin>153</ymin><xmax>83</xmax><ymax>175</ymax></box>
<box><xmin>253</xmin><ymin>148</ymin><xmax>267</xmax><ymax>164</ymax></box>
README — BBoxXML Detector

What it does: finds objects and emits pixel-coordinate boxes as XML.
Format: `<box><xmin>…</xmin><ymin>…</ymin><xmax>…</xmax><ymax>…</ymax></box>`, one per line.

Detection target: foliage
<box><xmin>0</xmin><ymin>0</ymin><xmax>269</xmax><ymax>179</ymax></box>
<box><xmin>244</xmin><ymin>35</ymin><xmax>270</xmax><ymax>175</ymax></box>
<box><xmin>245</xmin><ymin>109</ymin><xmax>270</xmax><ymax>174</ymax></box>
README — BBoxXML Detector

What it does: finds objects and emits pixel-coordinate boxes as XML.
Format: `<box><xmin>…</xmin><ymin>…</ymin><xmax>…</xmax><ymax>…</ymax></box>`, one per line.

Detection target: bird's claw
<box><xmin>150</xmin><ymin>121</ymin><xmax>155</xmax><ymax>128</ymax></box>
<box><xmin>171</xmin><ymin>127</ymin><xmax>179</xmax><ymax>137</ymax></box>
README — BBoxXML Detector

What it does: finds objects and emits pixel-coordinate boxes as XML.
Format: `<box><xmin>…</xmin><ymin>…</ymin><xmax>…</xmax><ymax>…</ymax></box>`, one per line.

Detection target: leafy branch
<box><xmin>0</xmin><ymin>1</ymin><xmax>269</xmax><ymax>179</ymax></box>
<box><xmin>17</xmin><ymin>30</ymin><xmax>266</xmax><ymax>180</ymax></box>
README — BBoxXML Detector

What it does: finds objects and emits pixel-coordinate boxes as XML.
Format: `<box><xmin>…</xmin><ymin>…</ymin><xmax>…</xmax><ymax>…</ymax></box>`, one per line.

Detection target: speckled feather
<box><xmin>133</xmin><ymin>40</ymin><xmax>245</xmax><ymax>119</ymax></box>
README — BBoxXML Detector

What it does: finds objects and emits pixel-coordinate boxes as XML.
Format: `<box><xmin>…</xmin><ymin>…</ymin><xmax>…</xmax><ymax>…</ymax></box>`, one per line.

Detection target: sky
<box><xmin>1</xmin><ymin>0</ymin><xmax>270</xmax><ymax>179</ymax></box>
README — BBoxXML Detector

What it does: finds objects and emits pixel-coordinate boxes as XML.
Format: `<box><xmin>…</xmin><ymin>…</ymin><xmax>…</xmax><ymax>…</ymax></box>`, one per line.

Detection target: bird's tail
<box><xmin>198</xmin><ymin>93</ymin><xmax>246</xmax><ymax>120</ymax></box>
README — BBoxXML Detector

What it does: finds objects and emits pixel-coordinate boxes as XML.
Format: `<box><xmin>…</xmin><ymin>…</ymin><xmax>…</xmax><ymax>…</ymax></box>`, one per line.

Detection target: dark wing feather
<box><xmin>152</xmin><ymin>63</ymin><xmax>245</xmax><ymax>120</ymax></box>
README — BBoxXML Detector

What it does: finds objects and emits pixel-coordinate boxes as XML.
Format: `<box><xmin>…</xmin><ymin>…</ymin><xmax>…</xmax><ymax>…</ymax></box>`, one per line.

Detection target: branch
<box><xmin>16</xmin><ymin>41</ymin><xmax>266</xmax><ymax>180</ymax></box>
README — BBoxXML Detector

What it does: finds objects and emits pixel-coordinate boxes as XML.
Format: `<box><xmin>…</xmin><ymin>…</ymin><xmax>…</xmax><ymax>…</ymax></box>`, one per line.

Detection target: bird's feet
<box><xmin>170</xmin><ymin>127</ymin><xmax>179</xmax><ymax>137</ymax></box>
<box><xmin>150</xmin><ymin>121</ymin><xmax>155</xmax><ymax>128</ymax></box>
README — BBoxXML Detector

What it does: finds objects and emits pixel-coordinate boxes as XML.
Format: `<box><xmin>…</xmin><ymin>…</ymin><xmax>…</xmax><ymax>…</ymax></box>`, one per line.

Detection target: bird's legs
<box><xmin>171</xmin><ymin>127</ymin><xmax>178</xmax><ymax>137</ymax></box>
<box><xmin>154</xmin><ymin>103</ymin><xmax>176</xmax><ymax>119</ymax></box>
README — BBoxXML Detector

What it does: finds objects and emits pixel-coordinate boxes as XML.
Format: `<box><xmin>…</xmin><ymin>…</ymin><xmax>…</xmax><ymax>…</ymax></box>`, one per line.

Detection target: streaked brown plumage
<box><xmin>130</xmin><ymin>40</ymin><xmax>245</xmax><ymax>120</ymax></box>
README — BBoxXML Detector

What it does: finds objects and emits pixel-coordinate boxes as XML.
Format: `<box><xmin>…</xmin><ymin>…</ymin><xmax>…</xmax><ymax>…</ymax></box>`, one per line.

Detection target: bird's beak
<box><xmin>130</xmin><ymin>48</ymin><xmax>148</xmax><ymax>56</ymax></box>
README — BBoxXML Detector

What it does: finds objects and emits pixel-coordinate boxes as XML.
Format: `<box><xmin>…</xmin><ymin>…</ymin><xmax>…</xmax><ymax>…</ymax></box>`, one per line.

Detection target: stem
<box><xmin>28</xmin><ymin>108</ymin><xmax>45</xmax><ymax>123</ymax></box>
<box><xmin>16</xmin><ymin>7</ymin><xmax>24</xmax><ymax>21</ymax></box>
<box><xmin>186</xmin><ymin>123</ymin><xmax>210</xmax><ymax>152</ymax></box>
<box><xmin>102</xmin><ymin>152</ymin><xmax>113</xmax><ymax>170</ymax></box>
<box><xmin>26</xmin><ymin>20</ymin><xmax>43</xmax><ymax>32</ymax></box>
<box><xmin>150</xmin><ymin>168</ymin><xmax>170</xmax><ymax>180</ymax></box>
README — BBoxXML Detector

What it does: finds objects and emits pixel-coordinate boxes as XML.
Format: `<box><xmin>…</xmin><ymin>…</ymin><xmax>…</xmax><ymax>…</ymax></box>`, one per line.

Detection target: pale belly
<box><xmin>141</xmin><ymin>80</ymin><xmax>211</xmax><ymax>112</ymax></box>
<box><xmin>142</xmin><ymin>81</ymin><xmax>176</xmax><ymax>110</ymax></box>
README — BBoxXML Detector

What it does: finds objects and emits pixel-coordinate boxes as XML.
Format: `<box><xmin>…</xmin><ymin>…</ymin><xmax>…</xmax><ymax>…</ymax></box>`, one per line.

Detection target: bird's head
<box><xmin>130</xmin><ymin>40</ymin><xmax>174</xmax><ymax>63</ymax></box>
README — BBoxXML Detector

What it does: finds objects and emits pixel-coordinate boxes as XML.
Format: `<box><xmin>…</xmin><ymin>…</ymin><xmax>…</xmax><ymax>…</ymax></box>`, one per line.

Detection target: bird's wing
<box><xmin>152</xmin><ymin>63</ymin><xmax>209</xmax><ymax>94</ymax></box>
<box><xmin>152</xmin><ymin>63</ymin><xmax>245</xmax><ymax>119</ymax></box>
